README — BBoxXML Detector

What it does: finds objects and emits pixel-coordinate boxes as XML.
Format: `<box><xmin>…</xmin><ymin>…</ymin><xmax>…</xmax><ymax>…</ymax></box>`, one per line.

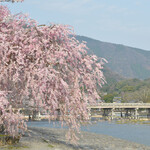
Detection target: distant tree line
<box><xmin>100</xmin><ymin>78</ymin><xmax>150</xmax><ymax>103</ymax></box>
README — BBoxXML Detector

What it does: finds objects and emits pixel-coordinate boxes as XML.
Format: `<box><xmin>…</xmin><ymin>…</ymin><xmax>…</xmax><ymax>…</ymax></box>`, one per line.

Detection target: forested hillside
<box><xmin>101</xmin><ymin>78</ymin><xmax>150</xmax><ymax>103</ymax></box>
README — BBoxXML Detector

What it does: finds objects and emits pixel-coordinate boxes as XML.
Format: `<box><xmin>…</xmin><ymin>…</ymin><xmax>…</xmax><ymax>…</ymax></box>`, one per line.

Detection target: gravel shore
<box><xmin>1</xmin><ymin>127</ymin><xmax>150</xmax><ymax>150</ymax></box>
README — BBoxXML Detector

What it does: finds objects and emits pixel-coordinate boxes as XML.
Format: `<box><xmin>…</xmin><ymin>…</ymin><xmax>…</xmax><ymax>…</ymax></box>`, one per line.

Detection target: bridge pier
<box><xmin>125</xmin><ymin>109</ymin><xmax>129</xmax><ymax>118</ymax></box>
<box><xmin>103</xmin><ymin>108</ymin><xmax>107</xmax><ymax>117</ymax></box>
<box><xmin>123</xmin><ymin>108</ymin><xmax>139</xmax><ymax>119</ymax></box>
<box><xmin>103</xmin><ymin>108</ymin><xmax>115</xmax><ymax>119</ymax></box>
<box><xmin>147</xmin><ymin>108</ymin><xmax>150</xmax><ymax>119</ymax></box>
<box><xmin>125</xmin><ymin>108</ymin><xmax>132</xmax><ymax>118</ymax></box>
<box><xmin>120</xmin><ymin>109</ymin><xmax>123</xmax><ymax>118</ymax></box>
<box><xmin>119</xmin><ymin>108</ymin><xmax>124</xmax><ymax>118</ymax></box>
<box><xmin>103</xmin><ymin>108</ymin><xmax>111</xmax><ymax>117</ymax></box>
<box><xmin>111</xmin><ymin>108</ymin><xmax>115</xmax><ymax>119</ymax></box>
<box><xmin>134</xmin><ymin>108</ymin><xmax>139</xmax><ymax>119</ymax></box>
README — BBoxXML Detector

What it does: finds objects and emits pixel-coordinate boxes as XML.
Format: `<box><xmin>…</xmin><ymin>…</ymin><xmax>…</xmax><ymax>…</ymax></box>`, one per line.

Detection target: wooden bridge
<box><xmin>12</xmin><ymin>103</ymin><xmax>150</xmax><ymax>120</ymax></box>
<box><xmin>87</xmin><ymin>103</ymin><xmax>150</xmax><ymax>119</ymax></box>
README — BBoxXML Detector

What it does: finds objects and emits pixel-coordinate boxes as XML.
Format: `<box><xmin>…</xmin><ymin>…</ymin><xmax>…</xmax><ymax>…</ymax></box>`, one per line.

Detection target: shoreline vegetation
<box><xmin>1</xmin><ymin>127</ymin><xmax>150</xmax><ymax>150</ymax></box>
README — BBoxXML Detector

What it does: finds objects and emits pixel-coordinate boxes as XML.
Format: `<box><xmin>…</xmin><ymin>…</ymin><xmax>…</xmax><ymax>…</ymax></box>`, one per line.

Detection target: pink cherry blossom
<box><xmin>0</xmin><ymin>4</ymin><xmax>105</xmax><ymax>142</ymax></box>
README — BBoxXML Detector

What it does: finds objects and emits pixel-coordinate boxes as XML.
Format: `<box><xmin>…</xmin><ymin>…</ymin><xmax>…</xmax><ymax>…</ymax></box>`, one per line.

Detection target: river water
<box><xmin>27</xmin><ymin>120</ymin><xmax>150</xmax><ymax>146</ymax></box>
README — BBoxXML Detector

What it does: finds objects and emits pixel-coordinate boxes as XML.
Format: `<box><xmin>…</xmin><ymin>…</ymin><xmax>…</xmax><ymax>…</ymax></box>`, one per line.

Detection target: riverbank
<box><xmin>1</xmin><ymin>127</ymin><xmax>150</xmax><ymax>150</ymax></box>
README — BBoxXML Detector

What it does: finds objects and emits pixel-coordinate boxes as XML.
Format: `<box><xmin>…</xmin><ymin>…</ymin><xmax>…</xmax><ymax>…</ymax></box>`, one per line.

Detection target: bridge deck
<box><xmin>88</xmin><ymin>103</ymin><xmax>150</xmax><ymax>109</ymax></box>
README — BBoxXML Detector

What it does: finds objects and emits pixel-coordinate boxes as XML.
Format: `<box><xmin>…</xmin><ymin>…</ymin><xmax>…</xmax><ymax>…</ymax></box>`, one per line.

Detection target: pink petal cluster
<box><xmin>0</xmin><ymin>91</ymin><xmax>26</xmax><ymax>136</ymax></box>
<box><xmin>0</xmin><ymin>5</ymin><xmax>106</xmax><ymax>141</ymax></box>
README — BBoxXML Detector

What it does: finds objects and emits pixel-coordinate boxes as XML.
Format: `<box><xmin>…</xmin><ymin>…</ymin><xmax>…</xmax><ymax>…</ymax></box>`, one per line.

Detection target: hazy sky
<box><xmin>2</xmin><ymin>0</ymin><xmax>150</xmax><ymax>50</ymax></box>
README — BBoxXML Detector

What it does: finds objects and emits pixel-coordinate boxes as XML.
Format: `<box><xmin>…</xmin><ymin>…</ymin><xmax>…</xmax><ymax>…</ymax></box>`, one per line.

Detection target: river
<box><xmin>27</xmin><ymin>120</ymin><xmax>150</xmax><ymax>146</ymax></box>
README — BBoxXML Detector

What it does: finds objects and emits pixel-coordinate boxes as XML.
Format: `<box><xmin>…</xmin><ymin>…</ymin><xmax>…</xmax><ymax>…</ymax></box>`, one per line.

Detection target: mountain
<box><xmin>101</xmin><ymin>66</ymin><xmax>124</xmax><ymax>93</ymax></box>
<box><xmin>76</xmin><ymin>35</ymin><xmax>150</xmax><ymax>79</ymax></box>
<box><xmin>102</xmin><ymin>66</ymin><xmax>124</xmax><ymax>85</ymax></box>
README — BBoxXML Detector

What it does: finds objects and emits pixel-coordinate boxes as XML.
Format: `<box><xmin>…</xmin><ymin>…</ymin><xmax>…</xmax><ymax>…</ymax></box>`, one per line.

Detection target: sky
<box><xmin>2</xmin><ymin>0</ymin><xmax>150</xmax><ymax>50</ymax></box>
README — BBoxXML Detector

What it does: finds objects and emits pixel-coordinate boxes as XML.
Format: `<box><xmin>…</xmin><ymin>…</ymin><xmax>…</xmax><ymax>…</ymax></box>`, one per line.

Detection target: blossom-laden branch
<box><xmin>0</xmin><ymin>91</ymin><xmax>26</xmax><ymax>136</ymax></box>
<box><xmin>0</xmin><ymin>6</ymin><xmax>106</xmax><ymax>142</ymax></box>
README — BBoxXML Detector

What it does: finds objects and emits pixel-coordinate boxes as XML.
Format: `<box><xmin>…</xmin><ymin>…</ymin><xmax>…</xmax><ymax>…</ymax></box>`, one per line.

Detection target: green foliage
<box><xmin>4</xmin><ymin>145</ymin><xmax>29</xmax><ymax>150</ymax></box>
<box><xmin>122</xmin><ymin>86</ymin><xmax>135</xmax><ymax>92</ymax></box>
<box><xmin>102</xmin><ymin>94</ymin><xmax>114</xmax><ymax>103</ymax></box>
<box><xmin>47</xmin><ymin>144</ymin><xmax>54</xmax><ymax>148</ymax></box>
<box><xmin>101</xmin><ymin>77</ymin><xmax>150</xmax><ymax>103</ymax></box>
<box><xmin>102</xmin><ymin>78</ymin><xmax>143</xmax><ymax>94</ymax></box>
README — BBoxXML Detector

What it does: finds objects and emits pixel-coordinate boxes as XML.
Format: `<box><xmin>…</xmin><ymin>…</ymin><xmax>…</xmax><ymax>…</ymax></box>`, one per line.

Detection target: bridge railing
<box><xmin>88</xmin><ymin>103</ymin><xmax>150</xmax><ymax>108</ymax></box>
<box><xmin>95</xmin><ymin>103</ymin><xmax>150</xmax><ymax>106</ymax></box>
